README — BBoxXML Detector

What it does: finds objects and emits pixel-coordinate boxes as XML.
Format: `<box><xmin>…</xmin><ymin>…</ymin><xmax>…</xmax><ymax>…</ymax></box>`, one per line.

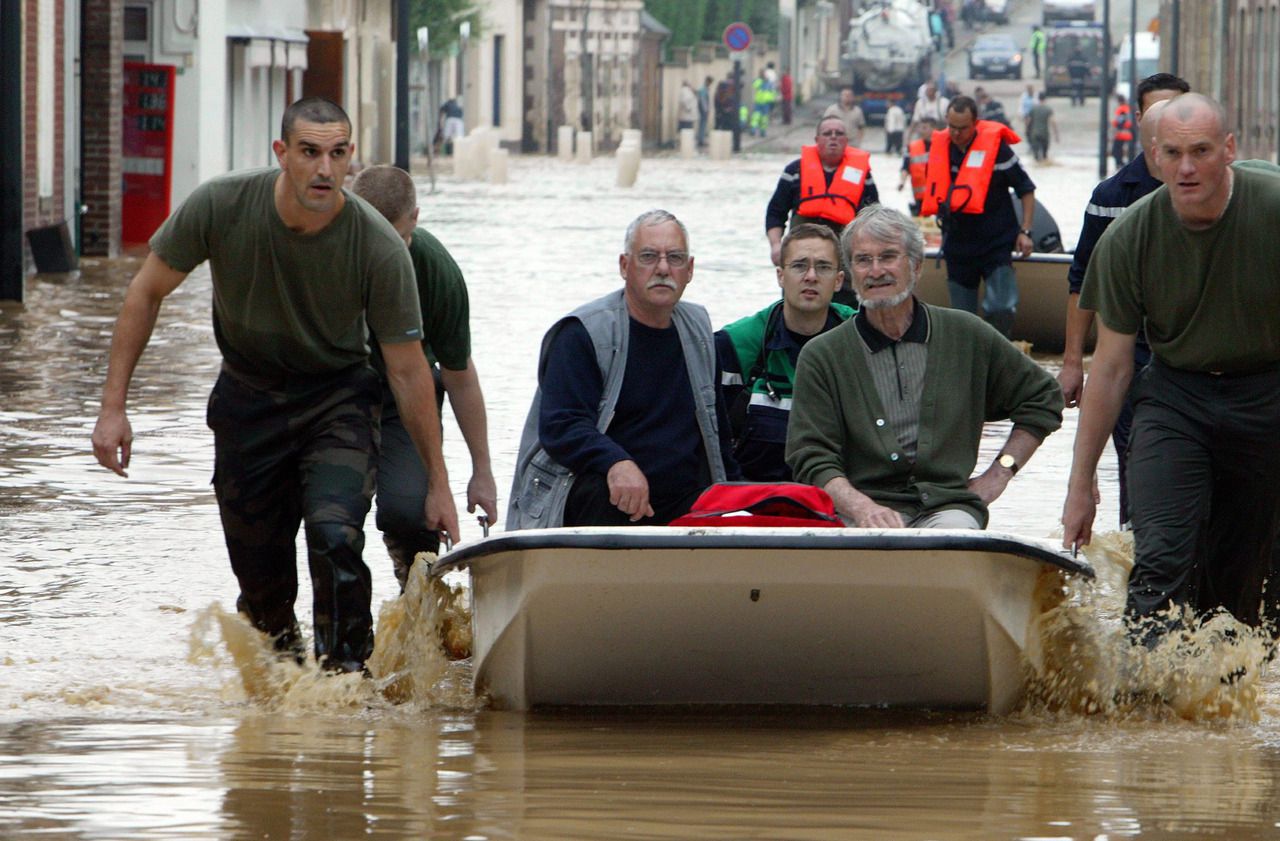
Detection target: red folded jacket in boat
<box><xmin>668</xmin><ymin>482</ymin><xmax>844</xmax><ymax>528</ymax></box>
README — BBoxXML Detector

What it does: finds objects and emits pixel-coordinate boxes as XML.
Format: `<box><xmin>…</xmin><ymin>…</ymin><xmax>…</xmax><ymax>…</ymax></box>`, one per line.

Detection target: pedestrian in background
<box><xmin>780</xmin><ymin>68</ymin><xmax>794</xmax><ymax>125</ymax></box>
<box><xmin>1028</xmin><ymin>26</ymin><xmax>1046</xmax><ymax>79</ymax></box>
<box><xmin>885</xmin><ymin>102</ymin><xmax>906</xmax><ymax>155</ymax></box>
<box><xmin>1027</xmin><ymin>92</ymin><xmax>1059</xmax><ymax>161</ymax></box>
<box><xmin>696</xmin><ymin>76</ymin><xmax>712</xmax><ymax>148</ymax></box>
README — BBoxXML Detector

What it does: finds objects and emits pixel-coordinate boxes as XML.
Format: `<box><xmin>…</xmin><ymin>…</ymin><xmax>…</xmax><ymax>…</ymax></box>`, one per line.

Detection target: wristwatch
<box><xmin>997</xmin><ymin>453</ymin><xmax>1019</xmax><ymax>475</ymax></box>
<box><xmin>1019</xmin><ymin>228</ymin><xmax>1032</xmax><ymax>237</ymax></box>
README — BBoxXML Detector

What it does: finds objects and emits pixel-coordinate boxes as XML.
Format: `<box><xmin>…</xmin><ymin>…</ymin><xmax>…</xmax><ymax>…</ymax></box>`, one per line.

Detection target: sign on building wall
<box><xmin>122</xmin><ymin>63</ymin><xmax>175</xmax><ymax>245</ymax></box>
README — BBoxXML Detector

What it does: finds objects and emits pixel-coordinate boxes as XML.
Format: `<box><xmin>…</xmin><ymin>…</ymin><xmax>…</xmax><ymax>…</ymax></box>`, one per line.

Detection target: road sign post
<box><xmin>723</xmin><ymin>23</ymin><xmax>753</xmax><ymax>153</ymax></box>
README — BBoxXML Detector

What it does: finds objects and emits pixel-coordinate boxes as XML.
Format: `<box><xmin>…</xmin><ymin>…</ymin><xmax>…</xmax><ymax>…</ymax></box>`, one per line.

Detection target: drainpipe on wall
<box><xmin>1</xmin><ymin>0</ymin><xmax>23</xmax><ymax>302</ymax></box>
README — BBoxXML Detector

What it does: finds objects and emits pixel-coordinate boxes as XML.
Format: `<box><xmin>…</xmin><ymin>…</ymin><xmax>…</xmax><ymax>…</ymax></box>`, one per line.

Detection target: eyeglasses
<box><xmin>635</xmin><ymin>250</ymin><xmax>689</xmax><ymax>268</ymax></box>
<box><xmin>784</xmin><ymin>259</ymin><xmax>839</xmax><ymax>279</ymax></box>
<box><xmin>851</xmin><ymin>251</ymin><xmax>904</xmax><ymax>270</ymax></box>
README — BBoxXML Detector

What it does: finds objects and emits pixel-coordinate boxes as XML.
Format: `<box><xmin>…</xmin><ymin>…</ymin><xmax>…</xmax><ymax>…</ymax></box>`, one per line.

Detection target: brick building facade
<box><xmin>81</xmin><ymin>0</ymin><xmax>123</xmax><ymax>257</ymax></box>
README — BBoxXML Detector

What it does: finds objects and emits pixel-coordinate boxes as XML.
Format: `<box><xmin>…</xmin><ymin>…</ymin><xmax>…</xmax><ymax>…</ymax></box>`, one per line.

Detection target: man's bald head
<box><xmin>1154</xmin><ymin>93</ymin><xmax>1236</xmax><ymax>228</ymax></box>
<box><xmin>1139</xmin><ymin>99</ymin><xmax>1169</xmax><ymax>162</ymax></box>
<box><xmin>1161</xmin><ymin>93</ymin><xmax>1229</xmax><ymax>140</ymax></box>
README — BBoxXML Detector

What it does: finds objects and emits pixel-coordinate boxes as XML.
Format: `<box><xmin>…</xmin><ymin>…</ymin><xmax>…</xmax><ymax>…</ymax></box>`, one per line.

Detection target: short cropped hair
<box><xmin>816</xmin><ymin>115</ymin><xmax>846</xmax><ymax>135</ymax></box>
<box><xmin>352</xmin><ymin>165</ymin><xmax>417</xmax><ymax>225</ymax></box>
<box><xmin>780</xmin><ymin>223</ymin><xmax>841</xmax><ymax>265</ymax></box>
<box><xmin>948</xmin><ymin>95</ymin><xmax>979</xmax><ymax>120</ymax></box>
<box><xmin>1136</xmin><ymin>73</ymin><xmax>1190</xmax><ymax>113</ymax></box>
<box><xmin>841</xmin><ymin>204</ymin><xmax>925</xmax><ymax>267</ymax></box>
<box><xmin>623</xmin><ymin>209</ymin><xmax>689</xmax><ymax>254</ymax></box>
<box><xmin>281</xmin><ymin>97</ymin><xmax>351</xmax><ymax>143</ymax></box>
<box><xmin>1162</xmin><ymin>92</ymin><xmax>1229</xmax><ymax>139</ymax></box>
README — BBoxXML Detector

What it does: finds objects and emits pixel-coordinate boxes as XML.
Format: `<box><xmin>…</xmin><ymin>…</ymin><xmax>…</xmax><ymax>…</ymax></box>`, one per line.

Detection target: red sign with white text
<box><xmin>122</xmin><ymin>62</ymin><xmax>175</xmax><ymax>245</ymax></box>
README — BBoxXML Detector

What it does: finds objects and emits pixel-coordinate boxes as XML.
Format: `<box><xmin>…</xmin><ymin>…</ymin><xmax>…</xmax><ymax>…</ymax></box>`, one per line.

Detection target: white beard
<box><xmin>856</xmin><ymin>276</ymin><xmax>917</xmax><ymax>310</ymax></box>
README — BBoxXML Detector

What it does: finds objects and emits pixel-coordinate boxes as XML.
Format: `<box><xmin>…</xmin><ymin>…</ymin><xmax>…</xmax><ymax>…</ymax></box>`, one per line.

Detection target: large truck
<box><xmin>1043</xmin><ymin>21</ymin><xmax>1106</xmax><ymax>98</ymax></box>
<box><xmin>843</xmin><ymin>0</ymin><xmax>935</xmax><ymax>124</ymax></box>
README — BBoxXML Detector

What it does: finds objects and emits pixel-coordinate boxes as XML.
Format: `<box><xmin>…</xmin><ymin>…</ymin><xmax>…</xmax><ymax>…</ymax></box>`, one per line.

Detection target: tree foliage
<box><xmin>409</xmin><ymin>0</ymin><xmax>483</xmax><ymax>57</ymax></box>
<box><xmin>645</xmin><ymin>0</ymin><xmax>779</xmax><ymax>49</ymax></box>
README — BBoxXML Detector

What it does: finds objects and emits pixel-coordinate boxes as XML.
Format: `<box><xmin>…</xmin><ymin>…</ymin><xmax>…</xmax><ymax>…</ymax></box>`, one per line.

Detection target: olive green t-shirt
<box><xmin>149</xmin><ymin>168</ymin><xmax>422</xmax><ymax>378</ymax></box>
<box><xmin>1080</xmin><ymin>164</ymin><xmax>1280</xmax><ymax>372</ymax></box>
<box><xmin>368</xmin><ymin>226</ymin><xmax>472</xmax><ymax>377</ymax></box>
<box><xmin>409</xmin><ymin>227</ymin><xmax>471</xmax><ymax>370</ymax></box>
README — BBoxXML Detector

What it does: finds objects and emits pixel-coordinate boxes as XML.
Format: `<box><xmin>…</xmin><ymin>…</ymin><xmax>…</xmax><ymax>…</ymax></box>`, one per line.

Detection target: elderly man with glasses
<box><xmin>764</xmin><ymin>115</ymin><xmax>879</xmax><ymax>270</ymax></box>
<box><xmin>508</xmin><ymin>210</ymin><xmax>739</xmax><ymax>530</ymax></box>
<box><xmin>786</xmin><ymin>205</ymin><xmax>1062</xmax><ymax>529</ymax></box>
<box><xmin>716</xmin><ymin>224</ymin><xmax>855</xmax><ymax>482</ymax></box>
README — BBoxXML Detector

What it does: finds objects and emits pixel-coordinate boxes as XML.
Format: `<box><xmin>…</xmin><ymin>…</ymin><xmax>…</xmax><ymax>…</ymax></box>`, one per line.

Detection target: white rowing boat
<box><xmin>433</xmin><ymin>527</ymin><xmax>1094</xmax><ymax>714</ymax></box>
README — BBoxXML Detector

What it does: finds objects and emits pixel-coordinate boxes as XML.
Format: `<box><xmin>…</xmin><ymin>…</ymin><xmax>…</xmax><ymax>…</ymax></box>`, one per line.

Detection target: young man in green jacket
<box><xmin>786</xmin><ymin>204</ymin><xmax>1063</xmax><ymax>528</ymax></box>
<box><xmin>717</xmin><ymin>224</ymin><xmax>854</xmax><ymax>481</ymax></box>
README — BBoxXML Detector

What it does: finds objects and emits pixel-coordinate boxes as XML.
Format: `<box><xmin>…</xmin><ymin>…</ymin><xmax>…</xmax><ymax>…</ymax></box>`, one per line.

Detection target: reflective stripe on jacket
<box><xmin>920</xmin><ymin>120</ymin><xmax>1021</xmax><ymax>217</ymax></box>
<box><xmin>797</xmin><ymin>145</ymin><xmax>872</xmax><ymax>226</ymax></box>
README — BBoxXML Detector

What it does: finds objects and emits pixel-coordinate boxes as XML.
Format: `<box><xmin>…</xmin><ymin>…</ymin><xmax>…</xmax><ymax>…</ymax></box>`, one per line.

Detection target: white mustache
<box><xmin>646</xmin><ymin>278</ymin><xmax>678</xmax><ymax>290</ymax></box>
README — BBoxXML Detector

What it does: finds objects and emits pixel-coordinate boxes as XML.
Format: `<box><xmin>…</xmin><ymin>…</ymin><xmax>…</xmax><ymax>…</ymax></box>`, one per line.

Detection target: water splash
<box><xmin>187</xmin><ymin>555</ymin><xmax>475</xmax><ymax>712</ymax></box>
<box><xmin>366</xmin><ymin>556</ymin><xmax>473</xmax><ymax>706</ymax></box>
<box><xmin>1025</xmin><ymin>531</ymin><xmax>1272</xmax><ymax>722</ymax></box>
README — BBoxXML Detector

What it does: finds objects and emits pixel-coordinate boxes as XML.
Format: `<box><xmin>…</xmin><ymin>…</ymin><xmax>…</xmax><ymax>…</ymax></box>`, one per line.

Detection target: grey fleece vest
<box><xmin>506</xmin><ymin>290</ymin><xmax>726</xmax><ymax>530</ymax></box>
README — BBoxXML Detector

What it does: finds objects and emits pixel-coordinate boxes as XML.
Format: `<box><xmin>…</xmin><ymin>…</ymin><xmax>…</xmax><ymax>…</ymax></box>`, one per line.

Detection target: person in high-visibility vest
<box><xmin>896</xmin><ymin>118</ymin><xmax>939</xmax><ymax>216</ymax></box>
<box><xmin>919</xmin><ymin>96</ymin><xmax>1037</xmax><ymax>338</ymax></box>
<box><xmin>750</xmin><ymin>69</ymin><xmax>777</xmax><ymax>137</ymax></box>
<box><xmin>764</xmin><ymin>115</ymin><xmax>879</xmax><ymax>270</ymax></box>
<box><xmin>1027</xmin><ymin>26</ymin><xmax>1046</xmax><ymax>79</ymax></box>
<box><xmin>1111</xmin><ymin>93</ymin><xmax>1135</xmax><ymax>171</ymax></box>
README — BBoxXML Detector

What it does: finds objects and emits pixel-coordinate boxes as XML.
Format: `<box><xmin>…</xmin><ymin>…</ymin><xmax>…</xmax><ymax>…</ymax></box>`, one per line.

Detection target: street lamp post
<box><xmin>1098</xmin><ymin>0</ymin><xmax>1112</xmax><ymax>179</ymax></box>
<box><xmin>395</xmin><ymin>0</ymin><xmax>410</xmax><ymax>170</ymax></box>
<box><xmin>459</xmin><ymin>20</ymin><xmax>471</xmax><ymax>132</ymax></box>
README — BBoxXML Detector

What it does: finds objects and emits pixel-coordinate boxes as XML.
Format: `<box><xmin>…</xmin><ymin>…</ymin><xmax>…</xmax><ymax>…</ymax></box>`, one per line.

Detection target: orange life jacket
<box><xmin>920</xmin><ymin>120</ymin><xmax>1022</xmax><ymax>217</ymax></box>
<box><xmin>907</xmin><ymin>138</ymin><xmax>929</xmax><ymax>203</ymax></box>
<box><xmin>1112</xmin><ymin>104</ymin><xmax>1133</xmax><ymax>142</ymax></box>
<box><xmin>797</xmin><ymin>145</ymin><xmax>871</xmax><ymax>226</ymax></box>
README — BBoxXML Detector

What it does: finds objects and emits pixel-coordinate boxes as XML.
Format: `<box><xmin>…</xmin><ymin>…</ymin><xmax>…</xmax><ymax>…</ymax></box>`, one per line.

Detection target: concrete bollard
<box><xmin>679</xmin><ymin>128</ymin><xmax>695</xmax><ymax>159</ymax></box>
<box><xmin>452</xmin><ymin>136</ymin><xmax>474</xmax><ymax>178</ymax></box>
<box><xmin>621</xmin><ymin>128</ymin><xmax>643</xmax><ymax>149</ymax></box>
<box><xmin>470</xmin><ymin>128</ymin><xmax>496</xmax><ymax>176</ymax></box>
<box><xmin>557</xmin><ymin>125</ymin><xmax>575</xmax><ymax>161</ymax></box>
<box><xmin>709</xmin><ymin>130</ymin><xmax>733</xmax><ymax>161</ymax></box>
<box><xmin>576</xmin><ymin>131</ymin><xmax>593</xmax><ymax>163</ymax></box>
<box><xmin>488</xmin><ymin>147</ymin><xmax>509</xmax><ymax>184</ymax></box>
<box><xmin>616</xmin><ymin>144</ymin><xmax>641</xmax><ymax>187</ymax></box>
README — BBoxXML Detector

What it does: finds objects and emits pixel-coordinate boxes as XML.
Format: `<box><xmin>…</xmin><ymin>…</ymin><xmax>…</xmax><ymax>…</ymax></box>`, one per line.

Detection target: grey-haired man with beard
<box><xmin>786</xmin><ymin>204</ymin><xmax>1062</xmax><ymax>529</ymax></box>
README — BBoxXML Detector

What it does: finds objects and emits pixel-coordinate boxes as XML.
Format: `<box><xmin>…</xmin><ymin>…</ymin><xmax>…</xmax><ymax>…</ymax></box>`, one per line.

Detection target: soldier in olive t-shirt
<box><xmin>151</xmin><ymin>168</ymin><xmax>424</xmax><ymax>376</ymax></box>
<box><xmin>1065</xmin><ymin>94</ymin><xmax>1280</xmax><ymax>645</ymax></box>
<box><xmin>92</xmin><ymin>98</ymin><xmax>459</xmax><ymax>674</ymax></box>
<box><xmin>352</xmin><ymin>164</ymin><xmax>498</xmax><ymax>592</ymax></box>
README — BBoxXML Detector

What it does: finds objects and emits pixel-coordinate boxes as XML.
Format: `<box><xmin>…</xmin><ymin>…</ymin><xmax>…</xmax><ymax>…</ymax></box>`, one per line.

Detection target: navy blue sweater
<box><xmin>539</xmin><ymin>318</ymin><xmax>738</xmax><ymax>494</ymax></box>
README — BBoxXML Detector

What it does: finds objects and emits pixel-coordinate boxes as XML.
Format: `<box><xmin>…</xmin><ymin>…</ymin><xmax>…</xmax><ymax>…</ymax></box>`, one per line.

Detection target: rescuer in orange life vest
<box><xmin>1111</xmin><ymin>92</ymin><xmax>1134</xmax><ymax>171</ymax></box>
<box><xmin>765</xmin><ymin>114</ymin><xmax>879</xmax><ymax>269</ymax></box>
<box><xmin>897</xmin><ymin>117</ymin><xmax>940</xmax><ymax>217</ymax></box>
<box><xmin>920</xmin><ymin>95</ymin><xmax>1037</xmax><ymax>338</ymax></box>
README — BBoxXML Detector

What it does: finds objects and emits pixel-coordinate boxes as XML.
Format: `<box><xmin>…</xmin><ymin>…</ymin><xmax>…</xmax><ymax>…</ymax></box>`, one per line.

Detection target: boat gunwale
<box><xmin>434</xmin><ymin>528</ymin><xmax>1094</xmax><ymax>579</ymax></box>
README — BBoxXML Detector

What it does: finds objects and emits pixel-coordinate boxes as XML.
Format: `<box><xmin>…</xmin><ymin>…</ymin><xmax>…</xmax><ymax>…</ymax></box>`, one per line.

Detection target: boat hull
<box><xmin>436</xmin><ymin>528</ymin><xmax>1092</xmax><ymax>714</ymax></box>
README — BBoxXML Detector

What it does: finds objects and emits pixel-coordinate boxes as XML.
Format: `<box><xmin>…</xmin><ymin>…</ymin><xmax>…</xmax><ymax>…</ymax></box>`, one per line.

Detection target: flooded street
<box><xmin>5</xmin><ymin>148</ymin><xmax>1280</xmax><ymax>839</ymax></box>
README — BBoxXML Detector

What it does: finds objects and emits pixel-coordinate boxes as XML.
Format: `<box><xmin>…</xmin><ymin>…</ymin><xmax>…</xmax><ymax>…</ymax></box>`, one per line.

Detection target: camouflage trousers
<box><xmin>207</xmin><ymin>363</ymin><xmax>381</xmax><ymax>670</ymax></box>
<box><xmin>374</xmin><ymin>364</ymin><xmax>445</xmax><ymax>590</ymax></box>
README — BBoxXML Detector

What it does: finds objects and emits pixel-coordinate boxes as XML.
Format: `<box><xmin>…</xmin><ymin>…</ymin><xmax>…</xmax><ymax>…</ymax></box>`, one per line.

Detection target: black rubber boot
<box><xmin>985</xmin><ymin>308</ymin><xmax>1016</xmax><ymax>339</ymax></box>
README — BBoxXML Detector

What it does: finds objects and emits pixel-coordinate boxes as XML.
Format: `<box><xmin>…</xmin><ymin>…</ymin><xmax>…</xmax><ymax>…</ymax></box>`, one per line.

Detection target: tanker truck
<box><xmin>842</xmin><ymin>0</ymin><xmax>935</xmax><ymax>124</ymax></box>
